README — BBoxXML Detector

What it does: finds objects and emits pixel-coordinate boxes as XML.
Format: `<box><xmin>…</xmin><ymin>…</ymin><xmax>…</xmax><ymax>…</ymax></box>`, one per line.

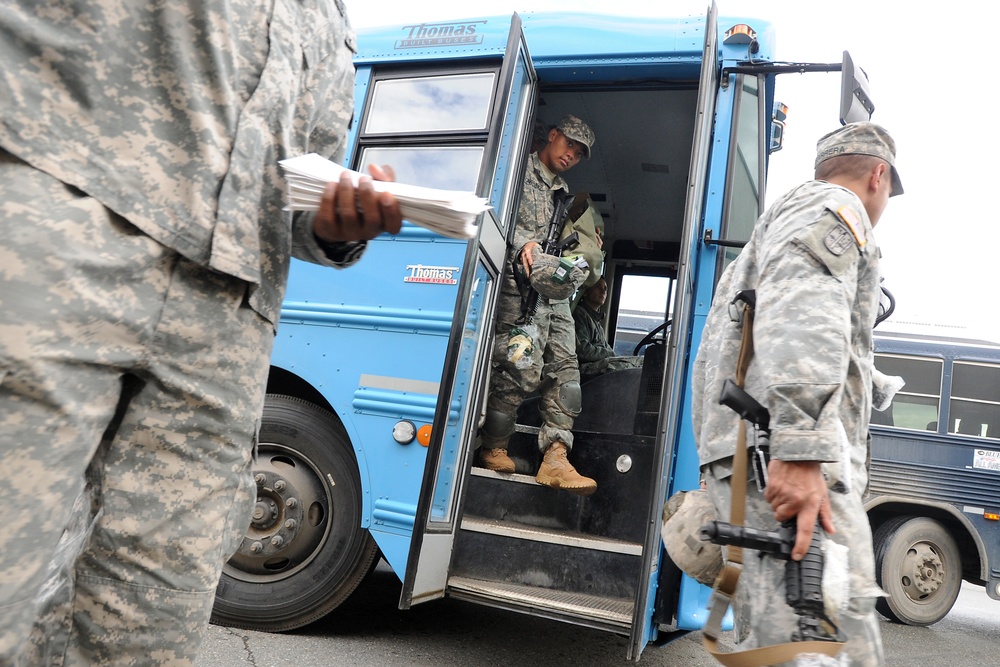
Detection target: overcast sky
<box><xmin>344</xmin><ymin>0</ymin><xmax>1000</xmax><ymax>343</ymax></box>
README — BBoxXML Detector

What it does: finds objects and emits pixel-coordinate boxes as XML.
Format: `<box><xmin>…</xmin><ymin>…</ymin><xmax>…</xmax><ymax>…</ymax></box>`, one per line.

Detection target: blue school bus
<box><xmin>211</xmin><ymin>4</ymin><xmax>876</xmax><ymax>659</ymax></box>
<box><xmin>867</xmin><ymin>332</ymin><xmax>1000</xmax><ymax>625</ymax></box>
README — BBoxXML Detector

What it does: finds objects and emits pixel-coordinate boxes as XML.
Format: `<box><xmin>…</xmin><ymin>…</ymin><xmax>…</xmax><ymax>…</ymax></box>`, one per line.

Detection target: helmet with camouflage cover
<box><xmin>525</xmin><ymin>245</ymin><xmax>588</xmax><ymax>301</ymax></box>
<box><xmin>661</xmin><ymin>489</ymin><xmax>723</xmax><ymax>586</ymax></box>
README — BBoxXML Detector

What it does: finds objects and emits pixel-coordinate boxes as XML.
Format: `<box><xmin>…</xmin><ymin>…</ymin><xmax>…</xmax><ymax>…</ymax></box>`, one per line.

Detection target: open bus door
<box><xmin>400</xmin><ymin>13</ymin><xmax>537</xmax><ymax>608</ymax></box>
<box><xmin>630</xmin><ymin>2</ymin><xmax>720</xmax><ymax>658</ymax></box>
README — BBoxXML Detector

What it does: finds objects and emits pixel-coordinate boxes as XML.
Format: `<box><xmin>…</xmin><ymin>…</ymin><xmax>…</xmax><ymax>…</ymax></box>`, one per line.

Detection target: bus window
<box><xmin>364</xmin><ymin>72</ymin><xmax>497</xmax><ymax>134</ymax></box>
<box><xmin>356</xmin><ymin>67</ymin><xmax>500</xmax><ymax>192</ymax></box>
<box><xmin>872</xmin><ymin>354</ymin><xmax>943</xmax><ymax>431</ymax></box>
<box><xmin>717</xmin><ymin>73</ymin><xmax>765</xmax><ymax>274</ymax></box>
<box><xmin>948</xmin><ymin>361</ymin><xmax>1000</xmax><ymax>439</ymax></box>
<box><xmin>612</xmin><ymin>274</ymin><xmax>674</xmax><ymax>357</ymax></box>
<box><xmin>359</xmin><ymin>146</ymin><xmax>484</xmax><ymax>191</ymax></box>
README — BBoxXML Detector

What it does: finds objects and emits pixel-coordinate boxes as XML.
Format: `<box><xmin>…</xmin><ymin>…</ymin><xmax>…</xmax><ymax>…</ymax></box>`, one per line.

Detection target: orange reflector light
<box><xmin>417</xmin><ymin>424</ymin><xmax>432</xmax><ymax>447</ymax></box>
<box><xmin>724</xmin><ymin>24</ymin><xmax>757</xmax><ymax>45</ymax></box>
<box><xmin>985</xmin><ymin>512</ymin><xmax>1000</xmax><ymax>521</ymax></box>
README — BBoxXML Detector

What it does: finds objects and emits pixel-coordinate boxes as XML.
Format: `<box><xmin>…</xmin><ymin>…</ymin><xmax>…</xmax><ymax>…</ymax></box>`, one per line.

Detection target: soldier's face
<box><xmin>586</xmin><ymin>279</ymin><xmax>608</xmax><ymax>307</ymax></box>
<box><xmin>539</xmin><ymin>130</ymin><xmax>585</xmax><ymax>174</ymax></box>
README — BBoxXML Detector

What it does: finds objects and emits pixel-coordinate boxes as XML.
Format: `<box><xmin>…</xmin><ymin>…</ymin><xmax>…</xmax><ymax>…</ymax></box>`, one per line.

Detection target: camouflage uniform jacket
<box><xmin>573</xmin><ymin>302</ymin><xmax>615</xmax><ymax>364</ymax></box>
<box><xmin>0</xmin><ymin>0</ymin><xmax>361</xmax><ymax>328</ymax></box>
<box><xmin>692</xmin><ymin>180</ymin><xmax>881</xmax><ymax>483</ymax></box>
<box><xmin>503</xmin><ymin>151</ymin><xmax>571</xmax><ymax>298</ymax></box>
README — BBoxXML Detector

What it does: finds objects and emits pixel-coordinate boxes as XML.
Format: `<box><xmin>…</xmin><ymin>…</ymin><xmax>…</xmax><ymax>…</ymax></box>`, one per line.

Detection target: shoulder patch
<box><xmin>824</xmin><ymin>226</ymin><xmax>855</xmax><ymax>256</ymax></box>
<box><xmin>835</xmin><ymin>206</ymin><xmax>867</xmax><ymax>248</ymax></box>
<box><xmin>792</xmin><ymin>209</ymin><xmax>865</xmax><ymax>279</ymax></box>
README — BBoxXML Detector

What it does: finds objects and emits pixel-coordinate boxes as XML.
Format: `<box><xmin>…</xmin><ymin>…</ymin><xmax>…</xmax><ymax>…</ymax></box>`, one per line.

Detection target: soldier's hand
<box><xmin>520</xmin><ymin>241</ymin><xmax>540</xmax><ymax>275</ymax></box>
<box><xmin>314</xmin><ymin>164</ymin><xmax>403</xmax><ymax>243</ymax></box>
<box><xmin>763</xmin><ymin>459</ymin><xmax>835</xmax><ymax>561</ymax></box>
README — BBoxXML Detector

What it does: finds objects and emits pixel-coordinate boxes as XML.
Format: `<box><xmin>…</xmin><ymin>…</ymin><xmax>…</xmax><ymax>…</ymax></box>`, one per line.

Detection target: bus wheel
<box><xmin>873</xmin><ymin>516</ymin><xmax>961</xmax><ymax>626</ymax></box>
<box><xmin>211</xmin><ymin>394</ymin><xmax>379</xmax><ymax>632</ymax></box>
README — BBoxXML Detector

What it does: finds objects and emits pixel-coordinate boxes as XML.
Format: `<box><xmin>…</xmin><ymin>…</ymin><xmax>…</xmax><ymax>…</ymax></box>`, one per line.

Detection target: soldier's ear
<box><xmin>869</xmin><ymin>162</ymin><xmax>888</xmax><ymax>194</ymax></box>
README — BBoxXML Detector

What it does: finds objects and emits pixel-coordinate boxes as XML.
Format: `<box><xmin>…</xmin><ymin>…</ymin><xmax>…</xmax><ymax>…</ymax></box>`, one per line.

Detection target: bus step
<box><xmin>447</xmin><ymin>575</ymin><xmax>633</xmax><ymax>629</ymax></box>
<box><xmin>470</xmin><ymin>466</ymin><xmax>540</xmax><ymax>485</ymax></box>
<box><xmin>460</xmin><ymin>516</ymin><xmax>642</xmax><ymax>556</ymax></box>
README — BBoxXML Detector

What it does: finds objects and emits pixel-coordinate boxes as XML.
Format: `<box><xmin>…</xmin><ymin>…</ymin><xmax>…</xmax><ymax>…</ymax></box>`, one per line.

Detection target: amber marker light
<box><xmin>985</xmin><ymin>512</ymin><xmax>1000</xmax><ymax>521</ymax></box>
<box><xmin>417</xmin><ymin>424</ymin><xmax>432</xmax><ymax>447</ymax></box>
<box><xmin>723</xmin><ymin>24</ymin><xmax>756</xmax><ymax>45</ymax></box>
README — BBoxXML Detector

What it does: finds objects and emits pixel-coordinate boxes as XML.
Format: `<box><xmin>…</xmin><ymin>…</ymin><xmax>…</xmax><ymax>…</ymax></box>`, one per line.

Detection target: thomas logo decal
<box><xmin>405</xmin><ymin>264</ymin><xmax>460</xmax><ymax>285</ymax></box>
<box><xmin>396</xmin><ymin>21</ymin><xmax>486</xmax><ymax>49</ymax></box>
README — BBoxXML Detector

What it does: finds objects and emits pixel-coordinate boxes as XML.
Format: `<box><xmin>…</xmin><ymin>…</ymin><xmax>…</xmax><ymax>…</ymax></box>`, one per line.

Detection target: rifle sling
<box><xmin>701</xmin><ymin>303</ymin><xmax>844</xmax><ymax>666</ymax></box>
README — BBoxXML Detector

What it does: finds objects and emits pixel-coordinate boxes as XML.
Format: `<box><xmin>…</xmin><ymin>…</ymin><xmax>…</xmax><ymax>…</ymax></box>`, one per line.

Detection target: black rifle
<box><xmin>700</xmin><ymin>379</ymin><xmax>845</xmax><ymax>644</ymax></box>
<box><xmin>515</xmin><ymin>191</ymin><xmax>579</xmax><ymax>325</ymax></box>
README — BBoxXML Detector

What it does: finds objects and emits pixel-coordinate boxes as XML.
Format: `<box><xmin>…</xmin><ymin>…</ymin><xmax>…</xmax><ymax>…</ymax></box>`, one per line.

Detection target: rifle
<box><xmin>515</xmin><ymin>191</ymin><xmax>579</xmax><ymax>325</ymax></box>
<box><xmin>700</xmin><ymin>379</ymin><xmax>846</xmax><ymax>645</ymax></box>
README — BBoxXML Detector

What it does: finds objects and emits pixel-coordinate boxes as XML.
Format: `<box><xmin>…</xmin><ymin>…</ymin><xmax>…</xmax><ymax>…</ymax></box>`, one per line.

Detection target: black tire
<box><xmin>873</xmin><ymin>516</ymin><xmax>962</xmax><ymax>626</ymax></box>
<box><xmin>211</xmin><ymin>395</ymin><xmax>379</xmax><ymax>631</ymax></box>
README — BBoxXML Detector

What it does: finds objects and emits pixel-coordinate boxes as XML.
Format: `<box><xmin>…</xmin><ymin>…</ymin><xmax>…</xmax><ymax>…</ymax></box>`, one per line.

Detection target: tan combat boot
<box><xmin>535</xmin><ymin>442</ymin><xmax>597</xmax><ymax>496</ymax></box>
<box><xmin>479</xmin><ymin>448</ymin><xmax>516</xmax><ymax>473</ymax></box>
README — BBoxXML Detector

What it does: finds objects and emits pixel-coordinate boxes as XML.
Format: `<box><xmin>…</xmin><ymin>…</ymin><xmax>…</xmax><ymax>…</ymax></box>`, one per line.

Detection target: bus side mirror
<box><xmin>840</xmin><ymin>50</ymin><xmax>874</xmax><ymax>124</ymax></box>
<box><xmin>769</xmin><ymin>102</ymin><xmax>788</xmax><ymax>153</ymax></box>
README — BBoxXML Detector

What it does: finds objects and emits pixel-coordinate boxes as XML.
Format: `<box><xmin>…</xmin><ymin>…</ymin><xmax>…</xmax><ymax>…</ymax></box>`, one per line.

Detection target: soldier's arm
<box><xmin>754</xmin><ymin>209</ymin><xmax>864</xmax><ymax>464</ymax></box>
<box><xmin>574</xmin><ymin>311</ymin><xmax>612</xmax><ymax>363</ymax></box>
<box><xmin>289</xmin><ymin>3</ymin><xmax>400</xmax><ymax>267</ymax></box>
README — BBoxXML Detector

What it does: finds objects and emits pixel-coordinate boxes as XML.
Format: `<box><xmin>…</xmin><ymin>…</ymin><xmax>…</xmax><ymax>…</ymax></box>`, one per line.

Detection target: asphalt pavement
<box><xmin>196</xmin><ymin>562</ymin><xmax>999</xmax><ymax>666</ymax></box>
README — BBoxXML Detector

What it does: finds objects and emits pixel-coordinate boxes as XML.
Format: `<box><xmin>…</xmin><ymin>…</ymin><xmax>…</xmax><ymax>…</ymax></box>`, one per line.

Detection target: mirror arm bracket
<box><xmin>703</xmin><ymin>228</ymin><xmax>748</xmax><ymax>249</ymax></box>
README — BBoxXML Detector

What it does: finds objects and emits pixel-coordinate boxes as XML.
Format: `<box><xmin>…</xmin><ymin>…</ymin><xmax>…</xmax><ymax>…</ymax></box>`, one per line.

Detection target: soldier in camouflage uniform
<box><xmin>477</xmin><ymin>115</ymin><xmax>599</xmax><ymax>496</ymax></box>
<box><xmin>573</xmin><ymin>277</ymin><xmax>643</xmax><ymax>380</ymax></box>
<box><xmin>691</xmin><ymin>122</ymin><xmax>904</xmax><ymax>666</ymax></box>
<box><xmin>0</xmin><ymin>2</ymin><xmax>402</xmax><ymax>665</ymax></box>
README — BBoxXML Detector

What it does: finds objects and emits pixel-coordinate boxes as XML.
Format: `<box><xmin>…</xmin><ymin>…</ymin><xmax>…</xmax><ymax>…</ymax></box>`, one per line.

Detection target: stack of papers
<box><xmin>279</xmin><ymin>153</ymin><xmax>489</xmax><ymax>240</ymax></box>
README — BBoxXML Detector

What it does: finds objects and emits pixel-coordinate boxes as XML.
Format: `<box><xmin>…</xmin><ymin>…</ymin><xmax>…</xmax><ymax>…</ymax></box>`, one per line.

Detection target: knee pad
<box><xmin>558</xmin><ymin>381</ymin><xmax>582</xmax><ymax>417</ymax></box>
<box><xmin>482</xmin><ymin>408</ymin><xmax>516</xmax><ymax>440</ymax></box>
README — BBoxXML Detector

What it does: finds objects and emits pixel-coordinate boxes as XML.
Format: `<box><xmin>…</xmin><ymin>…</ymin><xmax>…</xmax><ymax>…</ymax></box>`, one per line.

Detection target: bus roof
<box><xmin>876</xmin><ymin>330</ymin><xmax>1000</xmax><ymax>361</ymax></box>
<box><xmin>353</xmin><ymin>11</ymin><xmax>776</xmax><ymax>68</ymax></box>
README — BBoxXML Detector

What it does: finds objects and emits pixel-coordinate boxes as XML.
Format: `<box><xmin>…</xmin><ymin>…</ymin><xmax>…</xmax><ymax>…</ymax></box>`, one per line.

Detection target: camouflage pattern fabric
<box><xmin>482</xmin><ymin>152</ymin><xmax>581</xmax><ymax>453</ymax></box>
<box><xmin>573</xmin><ymin>301</ymin><xmax>643</xmax><ymax>377</ymax></box>
<box><xmin>692</xmin><ymin>179</ymin><xmax>885</xmax><ymax>666</ymax></box>
<box><xmin>579</xmin><ymin>355</ymin><xmax>643</xmax><ymax>378</ymax></box>
<box><xmin>0</xmin><ymin>1</ymin><xmax>362</xmax><ymax>664</ymax></box>
<box><xmin>0</xmin><ymin>156</ymin><xmax>271</xmax><ymax>665</ymax></box>
<box><xmin>0</xmin><ymin>0</ymin><xmax>360</xmax><ymax>329</ymax></box>
<box><xmin>555</xmin><ymin>115</ymin><xmax>596</xmax><ymax>158</ymax></box>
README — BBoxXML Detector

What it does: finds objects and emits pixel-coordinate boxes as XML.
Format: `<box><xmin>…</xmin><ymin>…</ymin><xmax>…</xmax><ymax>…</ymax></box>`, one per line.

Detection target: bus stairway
<box><xmin>450</xmin><ymin>424</ymin><xmax>656</xmax><ymax>631</ymax></box>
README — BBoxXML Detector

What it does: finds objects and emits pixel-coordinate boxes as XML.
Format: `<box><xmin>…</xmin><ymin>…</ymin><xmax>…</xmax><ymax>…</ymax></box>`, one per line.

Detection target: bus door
<box><xmin>400</xmin><ymin>14</ymin><xmax>538</xmax><ymax>608</ymax></box>
<box><xmin>634</xmin><ymin>1</ymin><xmax>720</xmax><ymax>658</ymax></box>
<box><xmin>403</xmin><ymin>3</ymin><xmax>721</xmax><ymax>660</ymax></box>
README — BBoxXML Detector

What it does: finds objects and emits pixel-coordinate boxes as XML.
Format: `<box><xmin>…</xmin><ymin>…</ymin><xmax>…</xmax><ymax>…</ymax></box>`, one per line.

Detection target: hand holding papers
<box><xmin>280</xmin><ymin>153</ymin><xmax>488</xmax><ymax>240</ymax></box>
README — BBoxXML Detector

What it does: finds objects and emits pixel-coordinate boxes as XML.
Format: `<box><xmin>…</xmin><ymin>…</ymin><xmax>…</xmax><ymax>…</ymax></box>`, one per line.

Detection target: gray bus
<box><xmin>867</xmin><ymin>332</ymin><xmax>1000</xmax><ymax>625</ymax></box>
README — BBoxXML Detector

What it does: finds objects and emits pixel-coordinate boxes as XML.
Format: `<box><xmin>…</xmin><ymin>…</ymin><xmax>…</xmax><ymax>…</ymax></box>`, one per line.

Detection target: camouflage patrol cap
<box><xmin>556</xmin><ymin>115</ymin><xmax>596</xmax><ymax>158</ymax></box>
<box><xmin>661</xmin><ymin>489</ymin><xmax>723</xmax><ymax>586</ymax></box>
<box><xmin>815</xmin><ymin>121</ymin><xmax>903</xmax><ymax>196</ymax></box>
<box><xmin>528</xmin><ymin>246</ymin><xmax>588</xmax><ymax>301</ymax></box>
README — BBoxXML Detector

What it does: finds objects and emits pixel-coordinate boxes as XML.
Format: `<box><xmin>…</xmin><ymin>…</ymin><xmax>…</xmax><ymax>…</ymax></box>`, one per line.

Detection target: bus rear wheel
<box><xmin>873</xmin><ymin>516</ymin><xmax>961</xmax><ymax>626</ymax></box>
<box><xmin>211</xmin><ymin>395</ymin><xmax>379</xmax><ymax>632</ymax></box>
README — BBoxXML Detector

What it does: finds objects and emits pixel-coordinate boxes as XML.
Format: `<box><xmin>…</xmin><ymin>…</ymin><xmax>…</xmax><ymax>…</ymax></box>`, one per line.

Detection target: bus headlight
<box><xmin>392</xmin><ymin>420</ymin><xmax>416</xmax><ymax>445</ymax></box>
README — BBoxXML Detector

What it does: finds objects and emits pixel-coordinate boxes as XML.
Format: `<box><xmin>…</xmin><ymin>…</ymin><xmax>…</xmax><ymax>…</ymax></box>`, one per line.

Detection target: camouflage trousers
<box><xmin>703</xmin><ymin>452</ymin><xmax>884</xmax><ymax>667</ymax></box>
<box><xmin>0</xmin><ymin>153</ymin><xmax>271</xmax><ymax>666</ymax></box>
<box><xmin>482</xmin><ymin>288</ymin><xmax>580</xmax><ymax>452</ymax></box>
<box><xmin>580</xmin><ymin>354</ymin><xmax>643</xmax><ymax>379</ymax></box>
